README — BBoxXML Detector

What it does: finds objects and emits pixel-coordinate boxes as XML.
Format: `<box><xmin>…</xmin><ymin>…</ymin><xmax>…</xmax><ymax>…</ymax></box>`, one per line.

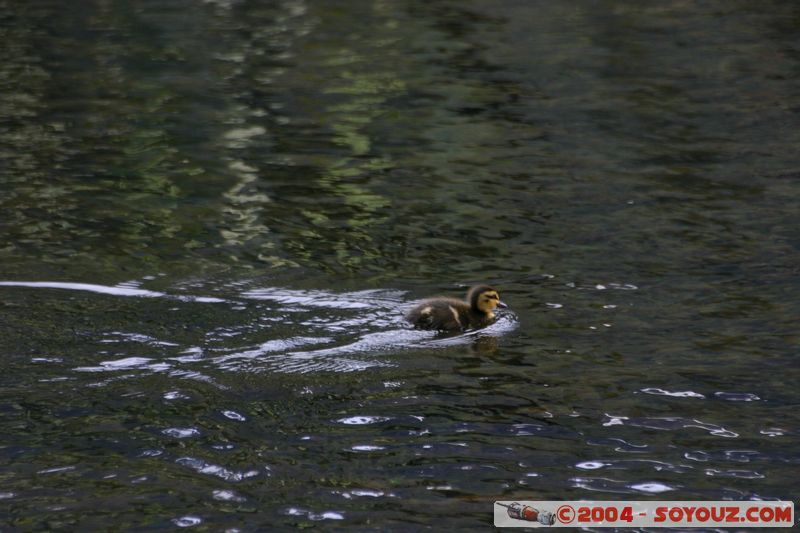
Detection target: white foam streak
<box><xmin>0</xmin><ymin>281</ymin><xmax>225</xmax><ymax>303</ymax></box>
<box><xmin>0</xmin><ymin>281</ymin><xmax>164</xmax><ymax>297</ymax></box>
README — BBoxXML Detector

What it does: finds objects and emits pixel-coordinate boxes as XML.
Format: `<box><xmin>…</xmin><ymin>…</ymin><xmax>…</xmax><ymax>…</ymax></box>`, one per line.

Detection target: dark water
<box><xmin>2</xmin><ymin>0</ymin><xmax>799</xmax><ymax>530</ymax></box>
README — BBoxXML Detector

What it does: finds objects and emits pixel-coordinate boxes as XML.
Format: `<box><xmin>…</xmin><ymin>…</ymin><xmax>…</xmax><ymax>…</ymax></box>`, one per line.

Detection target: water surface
<box><xmin>1</xmin><ymin>0</ymin><xmax>799</xmax><ymax>530</ymax></box>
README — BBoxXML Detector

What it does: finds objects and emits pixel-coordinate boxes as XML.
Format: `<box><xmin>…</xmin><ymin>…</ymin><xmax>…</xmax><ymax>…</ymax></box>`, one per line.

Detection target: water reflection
<box><xmin>602</xmin><ymin>414</ymin><xmax>739</xmax><ymax>438</ymax></box>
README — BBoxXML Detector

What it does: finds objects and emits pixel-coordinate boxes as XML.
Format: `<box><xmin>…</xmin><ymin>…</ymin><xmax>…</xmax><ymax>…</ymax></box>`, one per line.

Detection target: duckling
<box><xmin>406</xmin><ymin>285</ymin><xmax>507</xmax><ymax>331</ymax></box>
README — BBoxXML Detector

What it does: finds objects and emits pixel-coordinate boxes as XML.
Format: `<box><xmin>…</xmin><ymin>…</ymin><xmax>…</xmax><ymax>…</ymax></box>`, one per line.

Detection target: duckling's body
<box><xmin>406</xmin><ymin>285</ymin><xmax>506</xmax><ymax>332</ymax></box>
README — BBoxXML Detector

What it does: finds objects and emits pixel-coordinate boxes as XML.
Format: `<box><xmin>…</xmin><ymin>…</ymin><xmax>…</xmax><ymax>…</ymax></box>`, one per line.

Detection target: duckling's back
<box><xmin>406</xmin><ymin>298</ymin><xmax>471</xmax><ymax>331</ymax></box>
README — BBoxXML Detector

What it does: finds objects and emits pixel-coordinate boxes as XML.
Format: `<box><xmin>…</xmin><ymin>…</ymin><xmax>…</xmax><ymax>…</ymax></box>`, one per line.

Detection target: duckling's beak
<box><xmin>496</xmin><ymin>300</ymin><xmax>508</xmax><ymax>309</ymax></box>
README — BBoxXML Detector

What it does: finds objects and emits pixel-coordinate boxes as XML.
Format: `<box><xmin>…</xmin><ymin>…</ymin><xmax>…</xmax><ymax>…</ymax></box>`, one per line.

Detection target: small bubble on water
<box><xmin>630</xmin><ymin>482</ymin><xmax>674</xmax><ymax>493</ymax></box>
<box><xmin>575</xmin><ymin>461</ymin><xmax>606</xmax><ymax>470</ymax></box>
<box><xmin>172</xmin><ymin>516</ymin><xmax>202</xmax><ymax>528</ymax></box>
<box><xmin>162</xmin><ymin>427</ymin><xmax>200</xmax><ymax>438</ymax></box>
<box><xmin>222</xmin><ymin>410</ymin><xmax>246</xmax><ymax>421</ymax></box>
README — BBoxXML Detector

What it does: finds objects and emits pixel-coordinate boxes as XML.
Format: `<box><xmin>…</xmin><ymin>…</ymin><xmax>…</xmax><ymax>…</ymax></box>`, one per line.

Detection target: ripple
<box><xmin>79</xmin><ymin>356</ymin><xmax>151</xmax><ymax>369</ymax></box>
<box><xmin>162</xmin><ymin>427</ymin><xmax>200</xmax><ymax>439</ymax></box>
<box><xmin>285</xmin><ymin>507</ymin><xmax>344</xmax><ymax>520</ymax></box>
<box><xmin>242</xmin><ymin>287</ymin><xmax>402</xmax><ymax>310</ymax></box>
<box><xmin>586</xmin><ymin>437</ymin><xmax>649</xmax><ymax>453</ymax></box>
<box><xmin>223</xmin><ymin>125</ymin><xmax>266</xmax><ymax>141</ymax></box>
<box><xmin>684</xmin><ymin>451</ymin><xmax>710</xmax><ymax>462</ymax></box>
<box><xmin>715</xmin><ymin>391</ymin><xmax>761</xmax><ymax>402</ymax></box>
<box><xmin>640</xmin><ymin>388</ymin><xmax>705</xmax><ymax>399</ymax></box>
<box><xmin>570</xmin><ymin>477</ymin><xmax>629</xmax><ymax>494</ymax></box>
<box><xmin>99</xmin><ymin>332</ymin><xmax>179</xmax><ymax>347</ymax></box>
<box><xmin>213</xmin><ymin>333</ymin><xmax>398</xmax><ymax>374</ymax></box>
<box><xmin>426</xmin><ymin>312</ymin><xmax>519</xmax><ymax>342</ymax></box>
<box><xmin>172</xmin><ymin>516</ymin><xmax>202</xmax><ymax>528</ymax></box>
<box><xmin>337</xmin><ymin>416</ymin><xmax>391</xmax><ymax>425</ymax></box>
<box><xmin>139</xmin><ymin>449</ymin><xmax>163</xmax><ymax>458</ymax></box>
<box><xmin>222</xmin><ymin>410</ymin><xmax>246</xmax><ymax>422</ymax></box>
<box><xmin>705</xmin><ymin>468</ymin><xmax>764</xmax><ymax>479</ymax></box>
<box><xmin>351</xmin><ymin>445</ymin><xmax>386</xmax><ymax>451</ymax></box>
<box><xmin>602</xmin><ymin>414</ymin><xmax>738</xmax><ymax>438</ymax></box>
<box><xmin>572</xmin><ymin>476</ymin><xmax>677</xmax><ymax>494</ymax></box>
<box><xmin>37</xmin><ymin>465</ymin><xmax>76</xmax><ymax>474</ymax></box>
<box><xmin>219</xmin><ymin>287</ymin><xmax>517</xmax><ymax>373</ymax></box>
<box><xmin>164</xmin><ymin>391</ymin><xmax>190</xmax><ymax>401</ymax></box>
<box><xmin>576</xmin><ymin>461</ymin><xmax>606</xmax><ymax>470</ymax></box>
<box><xmin>175</xmin><ymin>457</ymin><xmax>261</xmax><ymax>482</ymax></box>
<box><xmin>576</xmin><ymin>459</ymin><xmax>691</xmax><ymax>474</ymax></box>
<box><xmin>685</xmin><ymin>449</ymin><xmax>780</xmax><ymax>465</ymax></box>
<box><xmin>345</xmin><ymin>489</ymin><xmax>385</xmax><ymax>498</ymax></box>
<box><xmin>723</xmin><ymin>450</ymin><xmax>763</xmax><ymax>462</ymax></box>
<box><xmin>630</xmin><ymin>482</ymin><xmax>674</xmax><ymax>493</ymax></box>
<box><xmin>511</xmin><ymin>423</ymin><xmax>576</xmax><ymax>437</ymax></box>
<box><xmin>210</xmin><ymin>337</ymin><xmax>331</xmax><ymax>367</ymax></box>
<box><xmin>212</xmin><ymin>489</ymin><xmax>246</xmax><ymax>502</ymax></box>
<box><xmin>75</xmin><ymin>357</ymin><xmax>172</xmax><ymax>373</ymax></box>
<box><xmin>568</xmin><ymin>282</ymin><xmax>638</xmax><ymax>291</ymax></box>
<box><xmin>607</xmin><ymin>283</ymin><xmax>638</xmax><ymax>290</ymax></box>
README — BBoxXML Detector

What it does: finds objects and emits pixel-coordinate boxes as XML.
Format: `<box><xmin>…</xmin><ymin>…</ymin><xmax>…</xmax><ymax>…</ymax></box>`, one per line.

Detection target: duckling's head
<box><xmin>468</xmin><ymin>285</ymin><xmax>507</xmax><ymax>315</ymax></box>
